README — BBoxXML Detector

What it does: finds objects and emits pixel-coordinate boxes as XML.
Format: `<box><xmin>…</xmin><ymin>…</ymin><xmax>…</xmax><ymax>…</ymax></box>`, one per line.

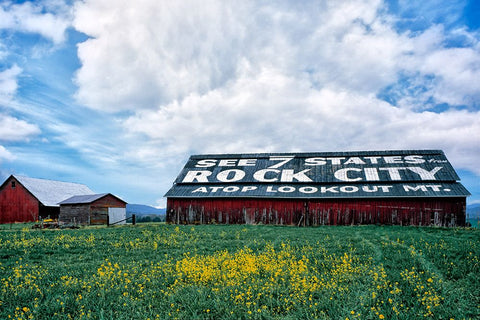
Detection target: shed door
<box><xmin>90</xmin><ymin>206</ymin><xmax>108</xmax><ymax>225</ymax></box>
<box><xmin>108</xmin><ymin>207</ymin><xmax>126</xmax><ymax>225</ymax></box>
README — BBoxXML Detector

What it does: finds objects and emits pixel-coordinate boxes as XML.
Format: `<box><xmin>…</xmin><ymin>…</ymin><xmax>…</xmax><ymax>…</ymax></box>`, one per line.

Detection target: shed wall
<box><xmin>0</xmin><ymin>177</ymin><xmax>39</xmax><ymax>223</ymax></box>
<box><xmin>59</xmin><ymin>195</ymin><xmax>127</xmax><ymax>226</ymax></box>
<box><xmin>167</xmin><ymin>198</ymin><xmax>466</xmax><ymax>227</ymax></box>
<box><xmin>59</xmin><ymin>205</ymin><xmax>91</xmax><ymax>225</ymax></box>
<box><xmin>91</xmin><ymin>195</ymin><xmax>127</xmax><ymax>208</ymax></box>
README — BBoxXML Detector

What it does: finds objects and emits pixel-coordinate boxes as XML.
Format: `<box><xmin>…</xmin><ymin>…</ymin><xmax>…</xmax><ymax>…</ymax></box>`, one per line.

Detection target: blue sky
<box><xmin>0</xmin><ymin>0</ymin><xmax>479</xmax><ymax>207</ymax></box>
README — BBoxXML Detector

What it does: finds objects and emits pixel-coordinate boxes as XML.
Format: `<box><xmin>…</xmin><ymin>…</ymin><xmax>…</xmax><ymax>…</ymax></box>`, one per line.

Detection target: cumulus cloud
<box><xmin>0</xmin><ymin>0</ymin><xmax>71</xmax><ymax>44</ymax></box>
<box><xmin>0</xmin><ymin>145</ymin><xmax>14</xmax><ymax>162</ymax></box>
<box><xmin>0</xmin><ymin>115</ymin><xmax>40</xmax><ymax>141</ymax></box>
<box><xmin>0</xmin><ymin>65</ymin><xmax>22</xmax><ymax>104</ymax></box>
<box><xmin>0</xmin><ymin>65</ymin><xmax>40</xmax><ymax>146</ymax></box>
<box><xmin>70</xmin><ymin>0</ymin><xmax>480</xmax><ymax>179</ymax></box>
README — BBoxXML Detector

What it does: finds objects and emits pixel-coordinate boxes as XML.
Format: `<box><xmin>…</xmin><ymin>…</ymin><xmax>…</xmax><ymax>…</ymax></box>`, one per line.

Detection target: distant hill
<box><xmin>127</xmin><ymin>204</ymin><xmax>166</xmax><ymax>216</ymax></box>
<box><xmin>467</xmin><ymin>203</ymin><xmax>480</xmax><ymax>219</ymax></box>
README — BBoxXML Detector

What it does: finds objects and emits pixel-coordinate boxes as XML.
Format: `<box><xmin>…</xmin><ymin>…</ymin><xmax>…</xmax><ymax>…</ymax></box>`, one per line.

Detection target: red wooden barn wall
<box><xmin>0</xmin><ymin>176</ymin><xmax>39</xmax><ymax>224</ymax></box>
<box><xmin>167</xmin><ymin>197</ymin><xmax>466</xmax><ymax>227</ymax></box>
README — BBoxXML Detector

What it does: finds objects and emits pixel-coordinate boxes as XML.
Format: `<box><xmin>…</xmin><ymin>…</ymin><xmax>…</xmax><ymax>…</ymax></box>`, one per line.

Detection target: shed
<box><xmin>165</xmin><ymin>150</ymin><xmax>470</xmax><ymax>226</ymax></box>
<box><xmin>58</xmin><ymin>193</ymin><xmax>127</xmax><ymax>226</ymax></box>
<box><xmin>0</xmin><ymin>175</ymin><xmax>94</xmax><ymax>224</ymax></box>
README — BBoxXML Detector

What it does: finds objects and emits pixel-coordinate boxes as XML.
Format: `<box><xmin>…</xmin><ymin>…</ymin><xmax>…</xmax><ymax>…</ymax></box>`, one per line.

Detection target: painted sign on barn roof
<box><xmin>165</xmin><ymin>150</ymin><xmax>470</xmax><ymax>199</ymax></box>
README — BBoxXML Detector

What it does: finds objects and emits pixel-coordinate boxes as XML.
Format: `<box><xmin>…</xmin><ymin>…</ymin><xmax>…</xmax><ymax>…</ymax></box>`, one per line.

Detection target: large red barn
<box><xmin>165</xmin><ymin>150</ymin><xmax>470</xmax><ymax>226</ymax></box>
<box><xmin>0</xmin><ymin>175</ymin><xmax>94</xmax><ymax>223</ymax></box>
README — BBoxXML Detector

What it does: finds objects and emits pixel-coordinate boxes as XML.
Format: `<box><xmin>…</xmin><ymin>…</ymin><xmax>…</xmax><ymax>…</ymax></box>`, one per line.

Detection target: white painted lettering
<box><xmin>364</xmin><ymin>156</ymin><xmax>381</xmax><ymax>164</ymax></box>
<box><xmin>334</xmin><ymin>168</ymin><xmax>362</xmax><ymax>182</ymax></box>
<box><xmin>378</xmin><ymin>185</ymin><xmax>393</xmax><ymax>192</ymax></box>
<box><xmin>321</xmin><ymin>186</ymin><xmax>339</xmax><ymax>193</ymax></box>
<box><xmin>404</xmin><ymin>155</ymin><xmax>425</xmax><ymax>164</ymax></box>
<box><xmin>238</xmin><ymin>159</ymin><xmax>257</xmax><ymax>166</ymax></box>
<box><xmin>305</xmin><ymin>157</ymin><xmax>327</xmax><ymax>166</ymax></box>
<box><xmin>281</xmin><ymin>169</ymin><xmax>313</xmax><ymax>182</ymax></box>
<box><xmin>241</xmin><ymin>186</ymin><xmax>257</xmax><ymax>192</ymax></box>
<box><xmin>223</xmin><ymin>186</ymin><xmax>240</xmax><ymax>192</ymax></box>
<box><xmin>278</xmin><ymin>186</ymin><xmax>295</xmax><ymax>193</ymax></box>
<box><xmin>183</xmin><ymin>170</ymin><xmax>212</xmax><ymax>182</ymax></box>
<box><xmin>219</xmin><ymin>159</ymin><xmax>237</xmax><ymax>166</ymax></box>
<box><xmin>268</xmin><ymin>156</ymin><xmax>294</xmax><ymax>168</ymax></box>
<box><xmin>364</xmin><ymin>168</ymin><xmax>380</xmax><ymax>181</ymax></box>
<box><xmin>379</xmin><ymin>167</ymin><xmax>407</xmax><ymax>180</ymax></box>
<box><xmin>407</xmin><ymin>166</ymin><xmax>442</xmax><ymax>180</ymax></box>
<box><xmin>340</xmin><ymin>186</ymin><xmax>359</xmax><ymax>193</ymax></box>
<box><xmin>327</xmin><ymin>157</ymin><xmax>345</xmax><ymax>165</ymax></box>
<box><xmin>195</xmin><ymin>159</ymin><xmax>217</xmax><ymax>168</ymax></box>
<box><xmin>254</xmin><ymin>169</ymin><xmax>280</xmax><ymax>182</ymax></box>
<box><xmin>362</xmin><ymin>185</ymin><xmax>378</xmax><ymax>192</ymax></box>
<box><xmin>344</xmin><ymin>157</ymin><xmax>366</xmax><ymax>165</ymax></box>
<box><xmin>384</xmin><ymin>156</ymin><xmax>403</xmax><ymax>164</ymax></box>
<box><xmin>216</xmin><ymin>169</ymin><xmax>245</xmax><ymax>182</ymax></box>
<box><xmin>403</xmin><ymin>185</ymin><xmax>428</xmax><ymax>192</ymax></box>
<box><xmin>192</xmin><ymin>187</ymin><xmax>208</xmax><ymax>193</ymax></box>
<box><xmin>266</xmin><ymin>186</ymin><xmax>277</xmax><ymax>193</ymax></box>
<box><xmin>299</xmin><ymin>186</ymin><xmax>318</xmax><ymax>194</ymax></box>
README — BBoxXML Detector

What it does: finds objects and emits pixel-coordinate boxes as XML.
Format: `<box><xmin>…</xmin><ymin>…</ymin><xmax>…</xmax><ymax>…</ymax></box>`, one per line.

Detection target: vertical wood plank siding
<box><xmin>0</xmin><ymin>177</ymin><xmax>39</xmax><ymax>223</ymax></box>
<box><xmin>167</xmin><ymin>198</ymin><xmax>466</xmax><ymax>227</ymax></box>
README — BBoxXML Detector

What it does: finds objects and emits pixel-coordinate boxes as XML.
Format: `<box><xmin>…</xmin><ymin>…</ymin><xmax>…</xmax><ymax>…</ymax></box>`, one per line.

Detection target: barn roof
<box><xmin>12</xmin><ymin>175</ymin><xmax>95</xmax><ymax>206</ymax></box>
<box><xmin>59</xmin><ymin>193</ymin><xmax>127</xmax><ymax>205</ymax></box>
<box><xmin>165</xmin><ymin>150</ymin><xmax>470</xmax><ymax>199</ymax></box>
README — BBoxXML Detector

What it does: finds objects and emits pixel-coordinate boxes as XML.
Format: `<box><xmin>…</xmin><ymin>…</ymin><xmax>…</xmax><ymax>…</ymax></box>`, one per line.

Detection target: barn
<box><xmin>58</xmin><ymin>193</ymin><xmax>127</xmax><ymax>226</ymax></box>
<box><xmin>165</xmin><ymin>150</ymin><xmax>470</xmax><ymax>226</ymax></box>
<box><xmin>0</xmin><ymin>175</ymin><xmax>94</xmax><ymax>224</ymax></box>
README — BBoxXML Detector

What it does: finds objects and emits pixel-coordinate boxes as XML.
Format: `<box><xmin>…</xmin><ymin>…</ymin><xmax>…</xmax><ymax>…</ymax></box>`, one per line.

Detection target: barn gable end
<box><xmin>59</xmin><ymin>193</ymin><xmax>127</xmax><ymax>226</ymax></box>
<box><xmin>165</xmin><ymin>150</ymin><xmax>470</xmax><ymax>226</ymax></box>
<box><xmin>0</xmin><ymin>175</ymin><xmax>94</xmax><ymax>223</ymax></box>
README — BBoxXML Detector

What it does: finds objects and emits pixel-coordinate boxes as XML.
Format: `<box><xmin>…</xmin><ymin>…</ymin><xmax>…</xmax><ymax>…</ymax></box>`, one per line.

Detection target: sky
<box><xmin>0</xmin><ymin>0</ymin><xmax>479</xmax><ymax>208</ymax></box>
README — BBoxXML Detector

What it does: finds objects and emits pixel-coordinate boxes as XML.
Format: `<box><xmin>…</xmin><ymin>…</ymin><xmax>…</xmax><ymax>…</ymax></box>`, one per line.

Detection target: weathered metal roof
<box><xmin>59</xmin><ymin>193</ymin><xmax>127</xmax><ymax>205</ymax></box>
<box><xmin>59</xmin><ymin>193</ymin><xmax>110</xmax><ymax>205</ymax></box>
<box><xmin>165</xmin><ymin>150</ymin><xmax>470</xmax><ymax>199</ymax></box>
<box><xmin>14</xmin><ymin>175</ymin><xmax>95</xmax><ymax>206</ymax></box>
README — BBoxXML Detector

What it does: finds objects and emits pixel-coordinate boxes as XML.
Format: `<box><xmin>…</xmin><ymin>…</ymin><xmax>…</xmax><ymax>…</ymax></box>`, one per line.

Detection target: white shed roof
<box><xmin>14</xmin><ymin>175</ymin><xmax>95</xmax><ymax>206</ymax></box>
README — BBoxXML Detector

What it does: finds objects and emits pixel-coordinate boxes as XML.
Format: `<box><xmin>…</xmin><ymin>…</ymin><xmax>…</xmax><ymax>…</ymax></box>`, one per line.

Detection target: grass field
<box><xmin>0</xmin><ymin>224</ymin><xmax>479</xmax><ymax>319</ymax></box>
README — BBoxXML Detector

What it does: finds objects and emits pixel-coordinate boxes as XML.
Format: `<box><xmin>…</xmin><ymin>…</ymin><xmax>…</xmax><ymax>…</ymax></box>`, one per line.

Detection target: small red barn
<box><xmin>165</xmin><ymin>150</ymin><xmax>470</xmax><ymax>226</ymax></box>
<box><xmin>0</xmin><ymin>175</ymin><xmax>94</xmax><ymax>224</ymax></box>
<box><xmin>58</xmin><ymin>193</ymin><xmax>127</xmax><ymax>226</ymax></box>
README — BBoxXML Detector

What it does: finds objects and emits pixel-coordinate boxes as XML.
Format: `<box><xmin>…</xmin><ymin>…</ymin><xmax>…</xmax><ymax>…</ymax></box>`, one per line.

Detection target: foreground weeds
<box><xmin>0</xmin><ymin>224</ymin><xmax>479</xmax><ymax>319</ymax></box>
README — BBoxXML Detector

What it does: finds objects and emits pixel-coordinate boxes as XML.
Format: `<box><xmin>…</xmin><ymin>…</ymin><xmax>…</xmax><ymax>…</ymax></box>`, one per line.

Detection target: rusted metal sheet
<box><xmin>167</xmin><ymin>198</ymin><xmax>466</xmax><ymax>227</ymax></box>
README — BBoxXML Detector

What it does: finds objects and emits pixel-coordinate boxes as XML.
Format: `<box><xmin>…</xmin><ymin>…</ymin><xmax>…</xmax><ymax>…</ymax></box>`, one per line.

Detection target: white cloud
<box><xmin>122</xmin><ymin>67</ymin><xmax>480</xmax><ymax>174</ymax></box>
<box><xmin>0</xmin><ymin>1</ymin><xmax>71</xmax><ymax>44</ymax></box>
<box><xmin>0</xmin><ymin>145</ymin><xmax>14</xmax><ymax>162</ymax></box>
<box><xmin>0</xmin><ymin>114</ymin><xmax>40</xmax><ymax>141</ymax></box>
<box><xmin>0</xmin><ymin>64</ymin><xmax>22</xmax><ymax>104</ymax></box>
<box><xmin>70</xmin><ymin>0</ymin><xmax>480</xmax><ymax>183</ymax></box>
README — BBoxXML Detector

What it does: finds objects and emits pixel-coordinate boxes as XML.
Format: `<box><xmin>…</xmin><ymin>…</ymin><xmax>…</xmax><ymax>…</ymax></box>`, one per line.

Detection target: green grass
<box><xmin>467</xmin><ymin>218</ymin><xmax>480</xmax><ymax>229</ymax></box>
<box><xmin>0</xmin><ymin>224</ymin><xmax>479</xmax><ymax>319</ymax></box>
